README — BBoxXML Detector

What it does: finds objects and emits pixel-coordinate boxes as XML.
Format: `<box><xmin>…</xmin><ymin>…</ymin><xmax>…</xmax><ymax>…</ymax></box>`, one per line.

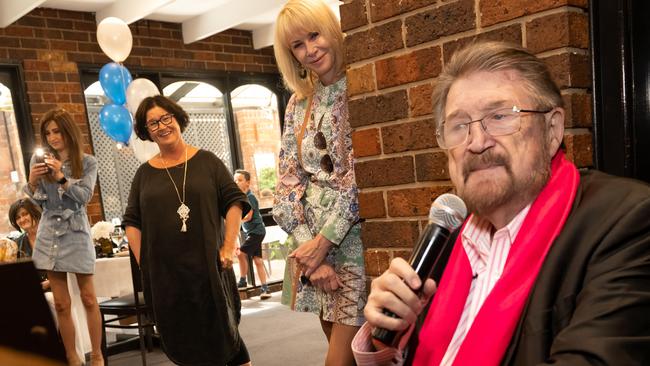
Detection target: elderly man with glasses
<box><xmin>352</xmin><ymin>41</ymin><xmax>650</xmax><ymax>366</ymax></box>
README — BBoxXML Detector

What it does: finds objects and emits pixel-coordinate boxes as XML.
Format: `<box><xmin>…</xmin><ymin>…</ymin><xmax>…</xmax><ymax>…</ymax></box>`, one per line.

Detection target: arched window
<box><xmin>231</xmin><ymin>84</ymin><xmax>281</xmax><ymax>209</ymax></box>
<box><xmin>163</xmin><ymin>81</ymin><xmax>234</xmax><ymax>171</ymax></box>
<box><xmin>231</xmin><ymin>83</ymin><xmax>287</xmax><ymax>283</ymax></box>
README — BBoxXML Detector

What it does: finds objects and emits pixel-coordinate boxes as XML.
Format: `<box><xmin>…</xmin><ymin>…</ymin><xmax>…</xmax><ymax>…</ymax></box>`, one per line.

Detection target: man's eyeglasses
<box><xmin>435</xmin><ymin>105</ymin><xmax>552</xmax><ymax>149</ymax></box>
<box><xmin>146</xmin><ymin>113</ymin><xmax>174</xmax><ymax>131</ymax></box>
<box><xmin>313</xmin><ymin>115</ymin><xmax>333</xmax><ymax>173</ymax></box>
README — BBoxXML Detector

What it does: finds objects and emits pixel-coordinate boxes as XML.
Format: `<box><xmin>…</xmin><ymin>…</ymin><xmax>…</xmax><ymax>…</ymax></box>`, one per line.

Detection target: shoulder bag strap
<box><xmin>296</xmin><ymin>95</ymin><xmax>313</xmax><ymax>167</ymax></box>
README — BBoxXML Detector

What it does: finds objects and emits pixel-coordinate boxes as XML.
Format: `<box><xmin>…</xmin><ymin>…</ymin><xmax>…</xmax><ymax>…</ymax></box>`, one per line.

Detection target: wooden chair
<box><xmin>99</xmin><ymin>250</ymin><xmax>154</xmax><ymax>365</ymax></box>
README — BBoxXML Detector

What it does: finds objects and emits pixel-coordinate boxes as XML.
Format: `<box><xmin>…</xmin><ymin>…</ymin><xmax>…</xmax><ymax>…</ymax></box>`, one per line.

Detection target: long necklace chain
<box><xmin>160</xmin><ymin>146</ymin><xmax>190</xmax><ymax>232</ymax></box>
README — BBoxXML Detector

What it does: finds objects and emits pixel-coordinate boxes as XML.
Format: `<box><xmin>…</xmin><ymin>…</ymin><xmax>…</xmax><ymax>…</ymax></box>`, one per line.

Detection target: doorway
<box><xmin>590</xmin><ymin>0</ymin><xmax>650</xmax><ymax>183</ymax></box>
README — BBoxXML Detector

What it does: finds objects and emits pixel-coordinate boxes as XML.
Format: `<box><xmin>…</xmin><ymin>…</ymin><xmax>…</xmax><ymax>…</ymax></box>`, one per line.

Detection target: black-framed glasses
<box><xmin>313</xmin><ymin>114</ymin><xmax>333</xmax><ymax>173</ymax></box>
<box><xmin>435</xmin><ymin>105</ymin><xmax>552</xmax><ymax>149</ymax></box>
<box><xmin>146</xmin><ymin>113</ymin><xmax>174</xmax><ymax>131</ymax></box>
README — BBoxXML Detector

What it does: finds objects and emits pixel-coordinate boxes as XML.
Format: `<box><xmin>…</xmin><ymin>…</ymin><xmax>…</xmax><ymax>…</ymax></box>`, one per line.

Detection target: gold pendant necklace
<box><xmin>160</xmin><ymin>147</ymin><xmax>189</xmax><ymax>232</ymax></box>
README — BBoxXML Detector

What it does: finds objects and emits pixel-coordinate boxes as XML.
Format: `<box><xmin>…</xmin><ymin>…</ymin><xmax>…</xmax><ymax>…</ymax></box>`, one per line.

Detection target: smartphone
<box><xmin>34</xmin><ymin>148</ymin><xmax>51</xmax><ymax>173</ymax></box>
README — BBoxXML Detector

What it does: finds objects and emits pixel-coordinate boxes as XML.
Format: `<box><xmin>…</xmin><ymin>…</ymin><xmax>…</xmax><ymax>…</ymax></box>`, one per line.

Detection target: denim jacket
<box><xmin>24</xmin><ymin>153</ymin><xmax>98</xmax><ymax>273</ymax></box>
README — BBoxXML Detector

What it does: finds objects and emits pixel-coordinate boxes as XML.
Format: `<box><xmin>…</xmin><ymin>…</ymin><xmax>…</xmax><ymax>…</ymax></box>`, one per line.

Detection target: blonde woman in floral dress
<box><xmin>273</xmin><ymin>1</ymin><xmax>366</xmax><ymax>365</ymax></box>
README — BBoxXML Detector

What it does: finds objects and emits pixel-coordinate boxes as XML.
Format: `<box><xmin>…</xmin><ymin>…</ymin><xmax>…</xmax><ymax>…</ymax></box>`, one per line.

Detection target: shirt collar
<box><xmin>461</xmin><ymin>203</ymin><xmax>532</xmax><ymax>264</ymax></box>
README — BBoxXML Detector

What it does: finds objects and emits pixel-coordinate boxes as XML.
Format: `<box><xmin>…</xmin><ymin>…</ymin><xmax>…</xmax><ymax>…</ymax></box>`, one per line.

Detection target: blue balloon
<box><xmin>99</xmin><ymin>62</ymin><xmax>132</xmax><ymax>105</ymax></box>
<box><xmin>99</xmin><ymin>104</ymin><xmax>133</xmax><ymax>144</ymax></box>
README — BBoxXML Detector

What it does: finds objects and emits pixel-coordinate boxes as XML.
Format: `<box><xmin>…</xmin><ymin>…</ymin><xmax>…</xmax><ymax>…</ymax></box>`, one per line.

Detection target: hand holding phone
<box><xmin>28</xmin><ymin>148</ymin><xmax>50</xmax><ymax>190</ymax></box>
<box><xmin>34</xmin><ymin>148</ymin><xmax>51</xmax><ymax>173</ymax></box>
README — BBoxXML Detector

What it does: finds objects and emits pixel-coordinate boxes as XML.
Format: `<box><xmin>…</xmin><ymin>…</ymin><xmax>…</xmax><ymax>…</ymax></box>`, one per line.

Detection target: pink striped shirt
<box><xmin>352</xmin><ymin>205</ymin><xmax>531</xmax><ymax>366</ymax></box>
<box><xmin>439</xmin><ymin>204</ymin><xmax>531</xmax><ymax>366</ymax></box>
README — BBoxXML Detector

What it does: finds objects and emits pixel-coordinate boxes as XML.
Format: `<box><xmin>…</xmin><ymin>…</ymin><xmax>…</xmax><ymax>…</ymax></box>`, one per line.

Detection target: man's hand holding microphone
<box><xmin>366</xmin><ymin>194</ymin><xmax>467</xmax><ymax>350</ymax></box>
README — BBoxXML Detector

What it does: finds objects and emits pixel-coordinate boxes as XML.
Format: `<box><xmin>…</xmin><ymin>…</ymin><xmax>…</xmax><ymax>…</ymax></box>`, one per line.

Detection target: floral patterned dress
<box><xmin>273</xmin><ymin>77</ymin><xmax>366</xmax><ymax>326</ymax></box>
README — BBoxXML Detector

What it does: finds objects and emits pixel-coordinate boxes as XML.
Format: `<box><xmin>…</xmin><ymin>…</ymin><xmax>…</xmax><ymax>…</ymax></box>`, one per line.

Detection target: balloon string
<box><xmin>119</xmin><ymin>62</ymin><xmax>128</xmax><ymax>106</ymax></box>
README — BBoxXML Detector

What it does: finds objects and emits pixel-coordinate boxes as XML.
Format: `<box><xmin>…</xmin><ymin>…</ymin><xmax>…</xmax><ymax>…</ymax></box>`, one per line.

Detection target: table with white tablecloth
<box><xmin>64</xmin><ymin>255</ymin><xmax>133</xmax><ymax>359</ymax></box>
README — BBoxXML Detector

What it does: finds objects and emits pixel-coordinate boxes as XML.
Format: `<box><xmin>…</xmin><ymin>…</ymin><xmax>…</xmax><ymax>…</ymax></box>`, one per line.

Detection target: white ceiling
<box><xmin>0</xmin><ymin>0</ymin><xmax>342</xmax><ymax>49</ymax></box>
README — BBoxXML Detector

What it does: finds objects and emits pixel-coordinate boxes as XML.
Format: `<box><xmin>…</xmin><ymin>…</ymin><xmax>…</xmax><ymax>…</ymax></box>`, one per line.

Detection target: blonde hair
<box><xmin>274</xmin><ymin>0</ymin><xmax>344</xmax><ymax>99</ymax></box>
<box><xmin>433</xmin><ymin>41</ymin><xmax>563</xmax><ymax>127</ymax></box>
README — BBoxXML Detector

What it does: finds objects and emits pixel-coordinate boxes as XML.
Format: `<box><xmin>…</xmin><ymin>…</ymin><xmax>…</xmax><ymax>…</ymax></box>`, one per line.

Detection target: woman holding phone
<box><xmin>25</xmin><ymin>108</ymin><xmax>101</xmax><ymax>366</ymax></box>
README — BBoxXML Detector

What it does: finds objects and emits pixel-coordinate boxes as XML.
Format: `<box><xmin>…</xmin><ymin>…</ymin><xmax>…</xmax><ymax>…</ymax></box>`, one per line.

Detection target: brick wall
<box><xmin>340</xmin><ymin>0</ymin><xmax>592</xmax><ymax>277</ymax></box>
<box><xmin>0</xmin><ymin>7</ymin><xmax>277</xmax><ymax>223</ymax></box>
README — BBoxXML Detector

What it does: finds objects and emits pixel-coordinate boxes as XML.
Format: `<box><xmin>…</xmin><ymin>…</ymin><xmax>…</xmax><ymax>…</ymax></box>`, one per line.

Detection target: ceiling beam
<box><xmin>326</xmin><ymin>0</ymin><xmax>342</xmax><ymax>16</ymax></box>
<box><xmin>96</xmin><ymin>0</ymin><xmax>173</xmax><ymax>25</ymax></box>
<box><xmin>0</xmin><ymin>0</ymin><xmax>46</xmax><ymax>28</ymax></box>
<box><xmin>182</xmin><ymin>0</ymin><xmax>286</xmax><ymax>44</ymax></box>
<box><xmin>168</xmin><ymin>82</ymin><xmax>199</xmax><ymax>102</ymax></box>
<box><xmin>252</xmin><ymin>23</ymin><xmax>275</xmax><ymax>50</ymax></box>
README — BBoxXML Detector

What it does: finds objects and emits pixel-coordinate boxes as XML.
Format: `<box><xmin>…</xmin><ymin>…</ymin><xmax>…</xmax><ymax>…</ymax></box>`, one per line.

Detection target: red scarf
<box><xmin>413</xmin><ymin>151</ymin><xmax>579</xmax><ymax>366</ymax></box>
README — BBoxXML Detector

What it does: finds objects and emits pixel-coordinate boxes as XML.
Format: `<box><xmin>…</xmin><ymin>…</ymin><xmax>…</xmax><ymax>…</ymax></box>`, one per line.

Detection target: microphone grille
<box><xmin>429</xmin><ymin>193</ymin><xmax>468</xmax><ymax>231</ymax></box>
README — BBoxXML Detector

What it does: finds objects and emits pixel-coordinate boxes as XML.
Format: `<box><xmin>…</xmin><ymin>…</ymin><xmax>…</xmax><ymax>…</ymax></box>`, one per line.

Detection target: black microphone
<box><xmin>371</xmin><ymin>193</ymin><xmax>467</xmax><ymax>348</ymax></box>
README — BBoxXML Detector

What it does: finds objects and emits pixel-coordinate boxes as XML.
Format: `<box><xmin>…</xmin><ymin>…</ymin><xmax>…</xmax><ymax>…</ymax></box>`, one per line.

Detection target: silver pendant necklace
<box><xmin>160</xmin><ymin>146</ymin><xmax>189</xmax><ymax>232</ymax></box>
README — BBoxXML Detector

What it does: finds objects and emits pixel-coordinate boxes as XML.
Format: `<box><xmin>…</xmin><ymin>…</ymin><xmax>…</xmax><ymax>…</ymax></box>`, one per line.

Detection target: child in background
<box><xmin>234</xmin><ymin>169</ymin><xmax>271</xmax><ymax>300</ymax></box>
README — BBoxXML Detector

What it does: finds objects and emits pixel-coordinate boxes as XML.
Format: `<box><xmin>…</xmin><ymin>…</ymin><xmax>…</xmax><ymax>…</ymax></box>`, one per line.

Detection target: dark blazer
<box><xmin>406</xmin><ymin>170</ymin><xmax>650</xmax><ymax>365</ymax></box>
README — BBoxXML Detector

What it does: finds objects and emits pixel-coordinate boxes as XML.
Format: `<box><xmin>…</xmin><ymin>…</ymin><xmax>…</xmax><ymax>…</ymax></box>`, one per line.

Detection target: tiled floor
<box><xmin>107</xmin><ymin>291</ymin><xmax>328</xmax><ymax>366</ymax></box>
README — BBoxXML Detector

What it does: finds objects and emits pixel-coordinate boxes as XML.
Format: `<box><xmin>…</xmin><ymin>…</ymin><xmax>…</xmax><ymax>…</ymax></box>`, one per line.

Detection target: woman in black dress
<box><xmin>123</xmin><ymin>95</ymin><xmax>252</xmax><ymax>365</ymax></box>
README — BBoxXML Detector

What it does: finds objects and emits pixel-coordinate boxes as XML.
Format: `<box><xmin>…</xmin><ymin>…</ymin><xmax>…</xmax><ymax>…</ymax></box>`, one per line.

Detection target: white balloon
<box><xmin>129</xmin><ymin>132</ymin><xmax>159</xmax><ymax>163</ymax></box>
<box><xmin>126</xmin><ymin>78</ymin><xmax>160</xmax><ymax>115</ymax></box>
<box><xmin>97</xmin><ymin>17</ymin><xmax>132</xmax><ymax>63</ymax></box>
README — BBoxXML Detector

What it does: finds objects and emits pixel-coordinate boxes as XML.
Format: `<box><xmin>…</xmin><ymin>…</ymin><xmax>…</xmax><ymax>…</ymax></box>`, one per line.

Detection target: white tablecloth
<box><xmin>66</xmin><ymin>256</ymin><xmax>133</xmax><ymax>358</ymax></box>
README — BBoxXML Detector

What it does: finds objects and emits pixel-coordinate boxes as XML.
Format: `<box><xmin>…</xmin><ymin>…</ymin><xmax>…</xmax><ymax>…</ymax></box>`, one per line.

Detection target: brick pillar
<box><xmin>340</xmin><ymin>0</ymin><xmax>592</xmax><ymax>277</ymax></box>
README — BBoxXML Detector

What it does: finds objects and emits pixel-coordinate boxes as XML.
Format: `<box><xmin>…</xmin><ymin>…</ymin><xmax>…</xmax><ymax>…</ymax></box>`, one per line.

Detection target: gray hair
<box><xmin>433</xmin><ymin>41</ymin><xmax>563</xmax><ymax>127</ymax></box>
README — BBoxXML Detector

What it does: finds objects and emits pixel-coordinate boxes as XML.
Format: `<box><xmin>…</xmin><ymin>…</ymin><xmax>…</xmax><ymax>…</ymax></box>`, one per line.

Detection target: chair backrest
<box><xmin>0</xmin><ymin>260</ymin><xmax>66</xmax><ymax>362</ymax></box>
<box><xmin>127</xmin><ymin>249</ymin><xmax>147</xmax><ymax>308</ymax></box>
<box><xmin>128</xmin><ymin>249</ymin><xmax>143</xmax><ymax>293</ymax></box>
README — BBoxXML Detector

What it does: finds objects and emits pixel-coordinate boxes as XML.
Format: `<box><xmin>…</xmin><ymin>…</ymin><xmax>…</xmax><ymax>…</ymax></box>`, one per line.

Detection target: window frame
<box><xmin>0</xmin><ymin>62</ymin><xmax>35</xmax><ymax>175</ymax></box>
